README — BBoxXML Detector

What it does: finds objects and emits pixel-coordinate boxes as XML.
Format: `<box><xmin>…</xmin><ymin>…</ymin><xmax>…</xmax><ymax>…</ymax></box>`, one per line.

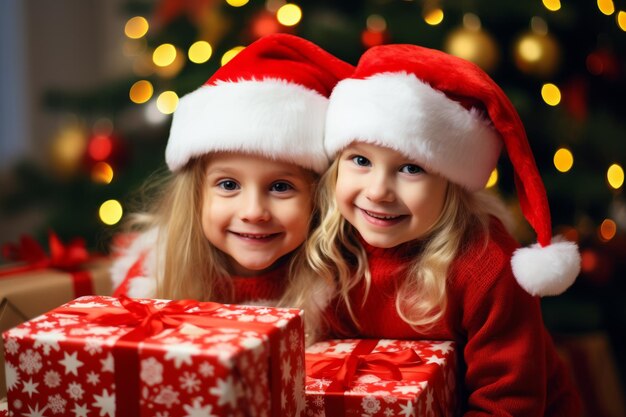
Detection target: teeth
<box><xmin>239</xmin><ymin>233</ymin><xmax>272</xmax><ymax>239</ymax></box>
<box><xmin>365</xmin><ymin>210</ymin><xmax>399</xmax><ymax>220</ymax></box>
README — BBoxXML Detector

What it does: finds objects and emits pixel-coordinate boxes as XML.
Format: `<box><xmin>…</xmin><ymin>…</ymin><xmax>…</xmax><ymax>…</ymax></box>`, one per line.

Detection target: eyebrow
<box><xmin>206</xmin><ymin>167</ymin><xmax>305</xmax><ymax>180</ymax></box>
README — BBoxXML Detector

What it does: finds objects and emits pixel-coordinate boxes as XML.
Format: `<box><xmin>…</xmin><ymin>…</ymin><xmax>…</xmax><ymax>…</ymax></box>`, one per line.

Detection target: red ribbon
<box><xmin>306</xmin><ymin>339</ymin><xmax>425</xmax><ymax>417</ymax></box>
<box><xmin>0</xmin><ymin>231</ymin><xmax>94</xmax><ymax>296</ymax></box>
<box><xmin>61</xmin><ymin>296</ymin><xmax>285</xmax><ymax>417</ymax></box>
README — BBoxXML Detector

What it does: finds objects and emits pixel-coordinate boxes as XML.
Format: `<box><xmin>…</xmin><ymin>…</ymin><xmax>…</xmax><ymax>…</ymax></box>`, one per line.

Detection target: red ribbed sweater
<box><xmin>326</xmin><ymin>218</ymin><xmax>582</xmax><ymax>417</ymax></box>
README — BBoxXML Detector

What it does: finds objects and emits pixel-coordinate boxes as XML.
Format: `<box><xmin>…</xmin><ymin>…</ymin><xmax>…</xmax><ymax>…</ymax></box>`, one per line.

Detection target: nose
<box><xmin>365</xmin><ymin>171</ymin><xmax>395</xmax><ymax>203</ymax></box>
<box><xmin>240</xmin><ymin>189</ymin><xmax>271</xmax><ymax>222</ymax></box>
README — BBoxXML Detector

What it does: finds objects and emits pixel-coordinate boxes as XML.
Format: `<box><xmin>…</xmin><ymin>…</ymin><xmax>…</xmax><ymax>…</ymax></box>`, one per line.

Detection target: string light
<box><xmin>221</xmin><ymin>46</ymin><xmax>245</xmax><ymax>66</ymax></box>
<box><xmin>129</xmin><ymin>80</ymin><xmax>153</xmax><ymax>104</ymax></box>
<box><xmin>124</xmin><ymin>16</ymin><xmax>149</xmax><ymax>39</ymax></box>
<box><xmin>607</xmin><ymin>164</ymin><xmax>624</xmax><ymax>189</ymax></box>
<box><xmin>88</xmin><ymin>136</ymin><xmax>113</xmax><ymax>161</ymax></box>
<box><xmin>553</xmin><ymin>148</ymin><xmax>573</xmax><ymax>172</ymax></box>
<box><xmin>597</xmin><ymin>0</ymin><xmax>615</xmax><ymax>15</ymax></box>
<box><xmin>542</xmin><ymin>0</ymin><xmax>561</xmax><ymax>11</ymax></box>
<box><xmin>153</xmin><ymin>44</ymin><xmax>177</xmax><ymax>67</ymax></box>
<box><xmin>91</xmin><ymin>162</ymin><xmax>114</xmax><ymax>184</ymax></box>
<box><xmin>156</xmin><ymin>91</ymin><xmax>179</xmax><ymax>114</ymax></box>
<box><xmin>424</xmin><ymin>8</ymin><xmax>444</xmax><ymax>25</ymax></box>
<box><xmin>188</xmin><ymin>41</ymin><xmax>213</xmax><ymax>64</ymax></box>
<box><xmin>541</xmin><ymin>83</ymin><xmax>561</xmax><ymax>106</ymax></box>
<box><xmin>485</xmin><ymin>168</ymin><xmax>498</xmax><ymax>188</ymax></box>
<box><xmin>99</xmin><ymin>200</ymin><xmax>123</xmax><ymax>226</ymax></box>
<box><xmin>277</xmin><ymin>4</ymin><xmax>302</xmax><ymax>26</ymax></box>
<box><xmin>599</xmin><ymin>219</ymin><xmax>617</xmax><ymax>241</ymax></box>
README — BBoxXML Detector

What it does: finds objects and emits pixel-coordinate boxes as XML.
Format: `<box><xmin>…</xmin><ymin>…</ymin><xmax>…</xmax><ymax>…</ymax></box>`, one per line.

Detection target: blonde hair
<box><xmin>124</xmin><ymin>156</ymin><xmax>328</xmax><ymax>342</ymax></box>
<box><xmin>305</xmin><ymin>158</ymin><xmax>509</xmax><ymax>334</ymax></box>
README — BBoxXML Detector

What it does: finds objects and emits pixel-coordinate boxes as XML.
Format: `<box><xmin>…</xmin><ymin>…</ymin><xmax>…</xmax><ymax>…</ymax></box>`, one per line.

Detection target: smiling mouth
<box><xmin>363</xmin><ymin>210</ymin><xmax>401</xmax><ymax>220</ymax></box>
<box><xmin>230</xmin><ymin>231</ymin><xmax>280</xmax><ymax>241</ymax></box>
<box><xmin>359</xmin><ymin>208</ymin><xmax>406</xmax><ymax>226</ymax></box>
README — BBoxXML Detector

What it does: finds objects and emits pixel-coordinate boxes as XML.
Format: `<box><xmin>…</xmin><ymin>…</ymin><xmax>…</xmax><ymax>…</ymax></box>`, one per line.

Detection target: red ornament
<box><xmin>83</xmin><ymin>133</ymin><xmax>129</xmax><ymax>170</ymax></box>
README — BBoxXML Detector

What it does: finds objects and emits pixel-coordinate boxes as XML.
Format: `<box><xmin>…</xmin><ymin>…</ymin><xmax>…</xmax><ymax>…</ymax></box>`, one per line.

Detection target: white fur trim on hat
<box><xmin>166</xmin><ymin>78</ymin><xmax>330</xmax><ymax>173</ymax></box>
<box><xmin>325</xmin><ymin>72</ymin><xmax>502</xmax><ymax>191</ymax></box>
<box><xmin>511</xmin><ymin>237</ymin><xmax>581</xmax><ymax>296</ymax></box>
<box><xmin>109</xmin><ymin>228</ymin><xmax>159</xmax><ymax>298</ymax></box>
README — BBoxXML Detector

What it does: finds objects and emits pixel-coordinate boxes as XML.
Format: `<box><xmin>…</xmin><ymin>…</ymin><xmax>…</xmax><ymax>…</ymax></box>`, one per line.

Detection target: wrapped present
<box><xmin>0</xmin><ymin>233</ymin><xmax>112</xmax><ymax>397</ymax></box>
<box><xmin>305</xmin><ymin>339</ymin><xmax>458</xmax><ymax>417</ymax></box>
<box><xmin>3</xmin><ymin>295</ymin><xmax>305</xmax><ymax>417</ymax></box>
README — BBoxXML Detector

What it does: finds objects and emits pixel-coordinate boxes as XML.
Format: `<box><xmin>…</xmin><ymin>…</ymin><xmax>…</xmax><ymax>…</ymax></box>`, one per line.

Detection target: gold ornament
<box><xmin>444</xmin><ymin>26</ymin><xmax>499</xmax><ymax>72</ymax></box>
<box><xmin>49</xmin><ymin>122</ymin><xmax>88</xmax><ymax>177</ymax></box>
<box><xmin>513</xmin><ymin>31</ymin><xmax>560</xmax><ymax>77</ymax></box>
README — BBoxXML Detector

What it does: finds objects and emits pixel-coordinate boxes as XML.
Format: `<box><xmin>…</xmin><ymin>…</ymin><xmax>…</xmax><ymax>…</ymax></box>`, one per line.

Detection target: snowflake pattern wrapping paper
<box><xmin>2</xmin><ymin>295</ymin><xmax>306</xmax><ymax>417</ymax></box>
<box><xmin>304</xmin><ymin>339</ymin><xmax>458</xmax><ymax>417</ymax></box>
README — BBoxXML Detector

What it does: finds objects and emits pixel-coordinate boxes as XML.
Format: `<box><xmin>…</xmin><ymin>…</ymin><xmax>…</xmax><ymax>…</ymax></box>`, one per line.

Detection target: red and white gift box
<box><xmin>305</xmin><ymin>339</ymin><xmax>458</xmax><ymax>417</ymax></box>
<box><xmin>3</xmin><ymin>295</ymin><xmax>306</xmax><ymax>417</ymax></box>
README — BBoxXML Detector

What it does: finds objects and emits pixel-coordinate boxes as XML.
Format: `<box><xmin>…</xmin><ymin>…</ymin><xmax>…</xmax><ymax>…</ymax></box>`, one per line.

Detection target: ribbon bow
<box><xmin>2</xmin><ymin>231</ymin><xmax>88</xmax><ymax>270</ymax></box>
<box><xmin>308</xmin><ymin>340</ymin><xmax>423</xmax><ymax>389</ymax></box>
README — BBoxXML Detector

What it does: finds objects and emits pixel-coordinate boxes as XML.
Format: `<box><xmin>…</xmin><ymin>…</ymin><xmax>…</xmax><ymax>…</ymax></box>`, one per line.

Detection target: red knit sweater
<box><xmin>112</xmin><ymin>254</ymin><xmax>288</xmax><ymax>305</ymax></box>
<box><xmin>327</xmin><ymin>218</ymin><xmax>582</xmax><ymax>417</ymax></box>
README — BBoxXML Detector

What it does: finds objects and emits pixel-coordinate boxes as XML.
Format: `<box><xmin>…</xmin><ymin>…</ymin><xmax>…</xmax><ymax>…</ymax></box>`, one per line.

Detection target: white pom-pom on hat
<box><xmin>325</xmin><ymin>44</ymin><xmax>581</xmax><ymax>296</ymax></box>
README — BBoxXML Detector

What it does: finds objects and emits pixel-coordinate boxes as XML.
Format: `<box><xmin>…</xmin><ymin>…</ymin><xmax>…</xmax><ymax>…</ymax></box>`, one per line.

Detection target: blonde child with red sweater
<box><xmin>111</xmin><ymin>34</ymin><xmax>353</xmax><ymax>338</ymax></box>
<box><xmin>305</xmin><ymin>44</ymin><xmax>582</xmax><ymax>415</ymax></box>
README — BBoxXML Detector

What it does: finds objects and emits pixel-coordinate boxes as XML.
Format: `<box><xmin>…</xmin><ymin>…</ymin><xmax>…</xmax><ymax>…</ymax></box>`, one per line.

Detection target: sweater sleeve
<box><xmin>455</xmin><ymin>233</ymin><xmax>548</xmax><ymax>416</ymax></box>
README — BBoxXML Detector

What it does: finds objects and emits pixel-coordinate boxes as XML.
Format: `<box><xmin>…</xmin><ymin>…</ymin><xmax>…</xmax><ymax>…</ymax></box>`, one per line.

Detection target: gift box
<box><xmin>3</xmin><ymin>295</ymin><xmax>305</xmax><ymax>417</ymax></box>
<box><xmin>305</xmin><ymin>339</ymin><xmax>458</xmax><ymax>417</ymax></box>
<box><xmin>0</xmin><ymin>233</ymin><xmax>112</xmax><ymax>397</ymax></box>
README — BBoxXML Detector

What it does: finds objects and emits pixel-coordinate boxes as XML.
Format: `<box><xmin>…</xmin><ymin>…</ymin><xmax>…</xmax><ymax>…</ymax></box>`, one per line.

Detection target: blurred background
<box><xmin>0</xmin><ymin>0</ymin><xmax>624</xmax><ymax>413</ymax></box>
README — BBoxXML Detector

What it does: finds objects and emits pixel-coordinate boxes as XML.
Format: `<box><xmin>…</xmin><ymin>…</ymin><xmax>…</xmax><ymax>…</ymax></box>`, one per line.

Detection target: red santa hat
<box><xmin>325</xmin><ymin>44</ymin><xmax>580</xmax><ymax>296</ymax></box>
<box><xmin>166</xmin><ymin>33</ymin><xmax>354</xmax><ymax>173</ymax></box>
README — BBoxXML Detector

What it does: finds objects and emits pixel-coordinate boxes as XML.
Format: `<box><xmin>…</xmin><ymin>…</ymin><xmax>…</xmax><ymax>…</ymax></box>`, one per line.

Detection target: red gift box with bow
<box><xmin>0</xmin><ymin>233</ymin><xmax>112</xmax><ymax>397</ymax></box>
<box><xmin>3</xmin><ymin>295</ymin><xmax>305</xmax><ymax>417</ymax></box>
<box><xmin>305</xmin><ymin>339</ymin><xmax>458</xmax><ymax>417</ymax></box>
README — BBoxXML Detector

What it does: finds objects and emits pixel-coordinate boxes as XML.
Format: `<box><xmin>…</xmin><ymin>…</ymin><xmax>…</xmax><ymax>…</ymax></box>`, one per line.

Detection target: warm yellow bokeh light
<box><xmin>91</xmin><ymin>162</ymin><xmax>114</xmax><ymax>184</ymax></box>
<box><xmin>618</xmin><ymin>11</ymin><xmax>626</xmax><ymax>31</ymax></box>
<box><xmin>485</xmin><ymin>168</ymin><xmax>498</xmax><ymax>188</ymax></box>
<box><xmin>189</xmin><ymin>41</ymin><xmax>213</xmax><ymax>64</ymax></box>
<box><xmin>598</xmin><ymin>0</ymin><xmax>615</xmax><ymax>15</ymax></box>
<box><xmin>599</xmin><ymin>219</ymin><xmax>617</xmax><ymax>241</ymax></box>
<box><xmin>542</xmin><ymin>0</ymin><xmax>561</xmax><ymax>11</ymax></box>
<box><xmin>125</xmin><ymin>16</ymin><xmax>149</xmax><ymax>39</ymax></box>
<box><xmin>153</xmin><ymin>44</ymin><xmax>177</xmax><ymax>67</ymax></box>
<box><xmin>277</xmin><ymin>4</ymin><xmax>302</xmax><ymax>26</ymax></box>
<box><xmin>553</xmin><ymin>148</ymin><xmax>574</xmax><ymax>172</ymax></box>
<box><xmin>518</xmin><ymin>37</ymin><xmax>542</xmax><ymax>62</ymax></box>
<box><xmin>129</xmin><ymin>80</ymin><xmax>154</xmax><ymax>104</ymax></box>
<box><xmin>227</xmin><ymin>0</ymin><xmax>249</xmax><ymax>6</ymax></box>
<box><xmin>221</xmin><ymin>46</ymin><xmax>245</xmax><ymax>66</ymax></box>
<box><xmin>99</xmin><ymin>200</ymin><xmax>123</xmax><ymax>226</ymax></box>
<box><xmin>424</xmin><ymin>8</ymin><xmax>444</xmax><ymax>25</ymax></box>
<box><xmin>607</xmin><ymin>163</ymin><xmax>624</xmax><ymax>189</ymax></box>
<box><xmin>156</xmin><ymin>91</ymin><xmax>179</xmax><ymax>114</ymax></box>
<box><xmin>541</xmin><ymin>83</ymin><xmax>561</xmax><ymax>106</ymax></box>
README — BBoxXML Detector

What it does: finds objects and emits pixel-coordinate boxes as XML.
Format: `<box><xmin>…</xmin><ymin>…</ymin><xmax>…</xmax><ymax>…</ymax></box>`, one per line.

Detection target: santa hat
<box><xmin>166</xmin><ymin>33</ymin><xmax>354</xmax><ymax>173</ymax></box>
<box><xmin>325</xmin><ymin>44</ymin><xmax>580</xmax><ymax>296</ymax></box>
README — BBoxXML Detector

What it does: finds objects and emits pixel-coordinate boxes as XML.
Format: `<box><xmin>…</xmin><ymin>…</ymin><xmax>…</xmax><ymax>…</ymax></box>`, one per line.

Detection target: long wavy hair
<box><xmin>124</xmin><ymin>156</ymin><xmax>322</xmax><ymax>311</ymax></box>
<box><xmin>303</xmin><ymin>158</ymin><xmax>510</xmax><ymax>333</ymax></box>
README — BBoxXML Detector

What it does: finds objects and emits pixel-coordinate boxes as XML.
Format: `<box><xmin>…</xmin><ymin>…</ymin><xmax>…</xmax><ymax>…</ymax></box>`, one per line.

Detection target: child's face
<box><xmin>335</xmin><ymin>142</ymin><xmax>448</xmax><ymax>248</ymax></box>
<box><xmin>202</xmin><ymin>152</ymin><xmax>315</xmax><ymax>276</ymax></box>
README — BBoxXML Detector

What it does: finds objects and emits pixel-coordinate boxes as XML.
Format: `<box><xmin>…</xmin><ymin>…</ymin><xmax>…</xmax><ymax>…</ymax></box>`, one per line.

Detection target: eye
<box><xmin>400</xmin><ymin>164</ymin><xmax>424</xmax><ymax>175</ymax></box>
<box><xmin>270</xmin><ymin>181</ymin><xmax>294</xmax><ymax>193</ymax></box>
<box><xmin>351</xmin><ymin>155</ymin><xmax>371</xmax><ymax>167</ymax></box>
<box><xmin>217</xmin><ymin>179</ymin><xmax>239</xmax><ymax>191</ymax></box>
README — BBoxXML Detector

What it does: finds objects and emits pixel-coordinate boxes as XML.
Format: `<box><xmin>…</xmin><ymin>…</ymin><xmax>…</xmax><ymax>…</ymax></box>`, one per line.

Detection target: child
<box><xmin>110</xmin><ymin>33</ymin><xmax>352</xmax><ymax>328</ymax></box>
<box><xmin>309</xmin><ymin>44</ymin><xmax>582</xmax><ymax>415</ymax></box>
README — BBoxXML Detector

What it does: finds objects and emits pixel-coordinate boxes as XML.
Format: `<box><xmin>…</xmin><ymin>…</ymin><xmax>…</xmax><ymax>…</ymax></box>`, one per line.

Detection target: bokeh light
<box><xmin>221</xmin><ymin>46</ymin><xmax>245</xmax><ymax>66</ymax></box>
<box><xmin>99</xmin><ymin>200</ymin><xmax>123</xmax><ymax>226</ymax></box>
<box><xmin>125</xmin><ymin>16</ymin><xmax>149</xmax><ymax>39</ymax></box>
<box><xmin>188</xmin><ymin>41</ymin><xmax>213</xmax><ymax>64</ymax></box>
<box><xmin>277</xmin><ymin>4</ymin><xmax>302</xmax><ymax>26</ymax></box>
<box><xmin>156</xmin><ymin>91</ymin><xmax>179</xmax><ymax>114</ymax></box>
<box><xmin>618</xmin><ymin>11</ymin><xmax>626</xmax><ymax>31</ymax></box>
<box><xmin>424</xmin><ymin>8</ymin><xmax>444</xmax><ymax>25</ymax></box>
<box><xmin>553</xmin><ymin>148</ymin><xmax>574</xmax><ymax>172</ymax></box>
<box><xmin>607</xmin><ymin>164</ymin><xmax>624</xmax><ymax>189</ymax></box>
<box><xmin>153</xmin><ymin>44</ymin><xmax>177</xmax><ymax>67</ymax></box>
<box><xmin>599</xmin><ymin>219</ymin><xmax>617</xmax><ymax>241</ymax></box>
<box><xmin>541</xmin><ymin>83</ymin><xmax>561</xmax><ymax>106</ymax></box>
<box><xmin>542</xmin><ymin>0</ymin><xmax>561</xmax><ymax>11</ymax></box>
<box><xmin>597</xmin><ymin>0</ymin><xmax>615</xmax><ymax>15</ymax></box>
<box><xmin>227</xmin><ymin>0</ymin><xmax>249</xmax><ymax>6</ymax></box>
<box><xmin>88</xmin><ymin>136</ymin><xmax>113</xmax><ymax>161</ymax></box>
<box><xmin>486</xmin><ymin>168</ymin><xmax>498</xmax><ymax>188</ymax></box>
<box><xmin>91</xmin><ymin>162</ymin><xmax>114</xmax><ymax>184</ymax></box>
<box><xmin>129</xmin><ymin>80</ymin><xmax>153</xmax><ymax>104</ymax></box>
